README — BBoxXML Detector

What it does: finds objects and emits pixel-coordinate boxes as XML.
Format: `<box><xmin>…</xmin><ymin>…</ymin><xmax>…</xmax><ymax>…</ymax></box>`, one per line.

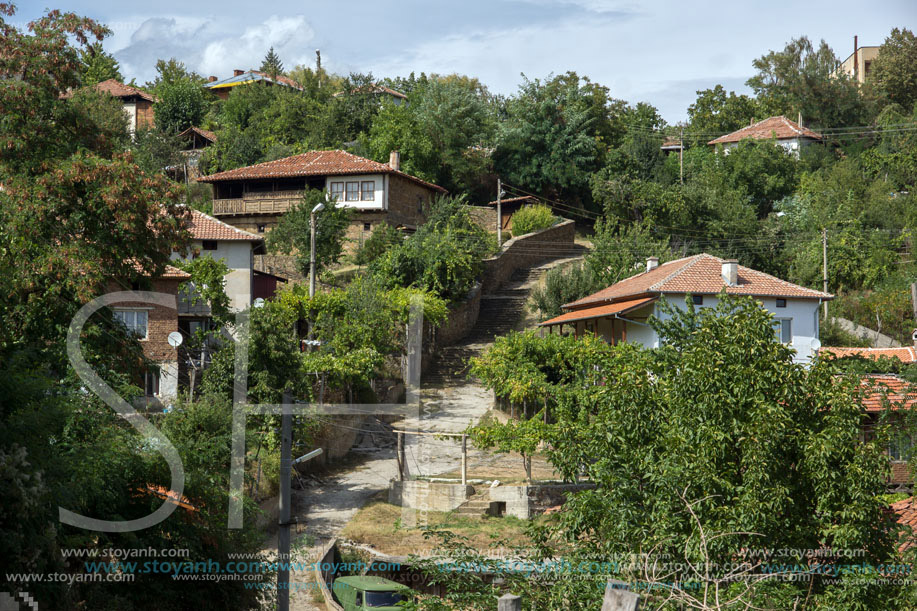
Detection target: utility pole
<box><xmin>309</xmin><ymin>202</ymin><xmax>325</xmax><ymax>299</ymax></box>
<box><xmin>278</xmin><ymin>391</ymin><xmax>292</xmax><ymax>611</ymax></box>
<box><xmin>496</xmin><ymin>178</ymin><xmax>503</xmax><ymax>247</ymax></box>
<box><xmin>822</xmin><ymin>228</ymin><xmax>828</xmax><ymax>317</ymax></box>
<box><xmin>679</xmin><ymin>126</ymin><xmax>684</xmax><ymax>185</ymax></box>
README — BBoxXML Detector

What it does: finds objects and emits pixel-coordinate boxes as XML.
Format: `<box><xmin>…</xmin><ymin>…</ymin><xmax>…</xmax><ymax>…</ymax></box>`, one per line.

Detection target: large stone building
<box><xmin>197</xmin><ymin>150</ymin><xmax>446</xmax><ymax>251</ymax></box>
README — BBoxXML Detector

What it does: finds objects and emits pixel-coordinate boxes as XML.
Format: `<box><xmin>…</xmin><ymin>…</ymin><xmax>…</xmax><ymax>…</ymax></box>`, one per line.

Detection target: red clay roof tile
<box><xmin>708</xmin><ymin>116</ymin><xmax>822</xmax><ymax>145</ymax></box>
<box><xmin>187</xmin><ymin>209</ymin><xmax>262</xmax><ymax>241</ymax></box>
<box><xmin>821</xmin><ymin>347</ymin><xmax>917</xmax><ymax>363</ymax></box>
<box><xmin>93</xmin><ymin>78</ymin><xmax>158</xmax><ymax>102</ymax></box>
<box><xmin>858</xmin><ymin>375</ymin><xmax>917</xmax><ymax>413</ymax></box>
<box><xmin>564</xmin><ymin>254</ymin><xmax>831</xmax><ymax>310</ymax></box>
<box><xmin>197</xmin><ymin>150</ymin><xmax>446</xmax><ymax>193</ymax></box>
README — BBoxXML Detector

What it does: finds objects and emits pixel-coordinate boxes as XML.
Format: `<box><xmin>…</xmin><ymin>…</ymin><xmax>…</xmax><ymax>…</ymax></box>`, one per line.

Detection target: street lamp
<box><xmin>309</xmin><ymin>202</ymin><xmax>325</xmax><ymax>298</ymax></box>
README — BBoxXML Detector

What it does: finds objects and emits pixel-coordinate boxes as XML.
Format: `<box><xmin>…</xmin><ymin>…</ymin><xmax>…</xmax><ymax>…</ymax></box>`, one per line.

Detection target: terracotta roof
<box><xmin>821</xmin><ymin>346</ymin><xmax>917</xmax><ymax>363</ymax></box>
<box><xmin>93</xmin><ymin>78</ymin><xmax>158</xmax><ymax>102</ymax></box>
<box><xmin>197</xmin><ymin>150</ymin><xmax>447</xmax><ymax>193</ymax></box>
<box><xmin>858</xmin><ymin>375</ymin><xmax>917</xmax><ymax>413</ymax></box>
<box><xmin>187</xmin><ymin>209</ymin><xmax>262</xmax><ymax>241</ymax></box>
<box><xmin>486</xmin><ymin>196</ymin><xmax>538</xmax><ymax>206</ymax></box>
<box><xmin>565</xmin><ymin>254</ymin><xmax>832</xmax><ymax>310</ymax></box>
<box><xmin>708</xmin><ymin>116</ymin><xmax>822</xmax><ymax>145</ymax></box>
<box><xmin>179</xmin><ymin>126</ymin><xmax>217</xmax><ymax>143</ymax></box>
<box><xmin>661</xmin><ymin>139</ymin><xmax>682</xmax><ymax>149</ymax></box>
<box><xmin>128</xmin><ymin>261</ymin><xmax>190</xmax><ymax>279</ymax></box>
<box><xmin>540</xmin><ymin>297</ymin><xmax>656</xmax><ymax>327</ymax></box>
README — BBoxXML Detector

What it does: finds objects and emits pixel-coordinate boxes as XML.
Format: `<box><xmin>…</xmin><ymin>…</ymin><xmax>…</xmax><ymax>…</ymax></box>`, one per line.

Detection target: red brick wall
<box><xmin>106</xmin><ymin>278</ymin><xmax>181</xmax><ymax>362</ymax></box>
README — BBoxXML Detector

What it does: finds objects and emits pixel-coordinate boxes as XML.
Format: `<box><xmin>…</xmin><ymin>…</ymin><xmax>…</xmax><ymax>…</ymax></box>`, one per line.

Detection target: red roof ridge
<box><xmin>708</xmin><ymin>115</ymin><xmax>822</xmax><ymax>145</ymax></box>
<box><xmin>188</xmin><ymin>208</ymin><xmax>263</xmax><ymax>241</ymax></box>
<box><xmin>648</xmin><ymin>253</ymin><xmax>709</xmax><ymax>292</ymax></box>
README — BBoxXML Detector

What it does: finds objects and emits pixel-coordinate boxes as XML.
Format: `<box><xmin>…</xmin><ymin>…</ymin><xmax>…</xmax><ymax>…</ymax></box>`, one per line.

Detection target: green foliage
<box><xmin>869</xmin><ymin>28</ymin><xmax>917</xmax><ymax>111</ymax></box>
<box><xmin>585</xmin><ymin>218</ymin><xmax>674</xmax><ymax>286</ymax></box>
<box><xmin>687</xmin><ymin>84</ymin><xmax>761</xmax><ymax>145</ymax></box>
<box><xmin>155</xmin><ymin>77</ymin><xmax>208</xmax><ymax>134</ymax></box>
<box><xmin>79</xmin><ymin>42</ymin><xmax>122</xmax><ymax>86</ymax></box>
<box><xmin>747</xmin><ymin>36</ymin><xmax>871</xmax><ymax>127</ymax></box>
<box><xmin>266</xmin><ymin>189</ymin><xmax>352</xmax><ymax>277</ymax></box>
<box><xmin>372</xmin><ymin>195</ymin><xmax>495</xmax><ymax>302</ymax></box>
<box><xmin>353</xmin><ymin>222</ymin><xmax>404</xmax><ymax>266</ymax></box>
<box><xmin>129</xmin><ymin>126</ymin><xmax>184</xmax><ymax>174</ymax></box>
<box><xmin>259</xmin><ymin>46</ymin><xmax>284</xmax><ymax>78</ymax></box>
<box><xmin>529</xmin><ymin>261</ymin><xmax>600</xmax><ymax>318</ymax></box>
<box><xmin>509</xmin><ymin>204</ymin><xmax>556</xmax><ymax>236</ymax></box>
<box><xmin>717</xmin><ymin>139</ymin><xmax>799</xmax><ymax>217</ymax></box>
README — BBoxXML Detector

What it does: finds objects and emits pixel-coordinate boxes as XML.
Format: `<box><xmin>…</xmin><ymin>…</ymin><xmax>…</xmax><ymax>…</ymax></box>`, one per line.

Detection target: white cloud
<box><xmin>199</xmin><ymin>15</ymin><xmax>316</xmax><ymax>76</ymax></box>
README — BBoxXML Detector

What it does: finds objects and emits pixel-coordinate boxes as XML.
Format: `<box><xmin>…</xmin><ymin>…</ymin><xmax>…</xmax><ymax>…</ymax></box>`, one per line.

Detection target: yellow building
<box><xmin>837</xmin><ymin>37</ymin><xmax>880</xmax><ymax>84</ymax></box>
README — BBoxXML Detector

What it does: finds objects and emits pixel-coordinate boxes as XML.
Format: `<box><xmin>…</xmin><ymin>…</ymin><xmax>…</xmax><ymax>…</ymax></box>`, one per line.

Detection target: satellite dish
<box><xmin>253</xmin><ymin>298</ymin><xmax>266</xmax><ymax>309</ymax></box>
<box><xmin>809</xmin><ymin>337</ymin><xmax>821</xmax><ymax>354</ymax></box>
<box><xmin>168</xmin><ymin>331</ymin><xmax>183</xmax><ymax>348</ymax></box>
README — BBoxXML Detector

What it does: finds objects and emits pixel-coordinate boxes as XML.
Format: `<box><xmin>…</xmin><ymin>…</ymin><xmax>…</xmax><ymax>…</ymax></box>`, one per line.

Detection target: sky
<box><xmin>14</xmin><ymin>0</ymin><xmax>916</xmax><ymax>122</ymax></box>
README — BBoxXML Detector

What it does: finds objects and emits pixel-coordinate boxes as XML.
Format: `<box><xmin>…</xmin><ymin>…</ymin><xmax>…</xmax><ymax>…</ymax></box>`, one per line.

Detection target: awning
<box><xmin>539</xmin><ymin>297</ymin><xmax>656</xmax><ymax>327</ymax></box>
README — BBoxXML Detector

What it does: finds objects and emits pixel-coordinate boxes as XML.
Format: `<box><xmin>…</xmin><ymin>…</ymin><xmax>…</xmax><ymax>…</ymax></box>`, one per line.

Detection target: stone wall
<box><xmin>489</xmin><ymin>482</ymin><xmax>595</xmax><ymax>519</ymax></box>
<box><xmin>435</xmin><ymin>283</ymin><xmax>482</xmax><ymax>347</ymax></box>
<box><xmin>468</xmin><ymin>206</ymin><xmax>497</xmax><ymax>233</ymax></box>
<box><xmin>388</xmin><ymin>174</ymin><xmax>435</xmax><ymax>228</ymax></box>
<box><xmin>480</xmin><ymin>219</ymin><xmax>575</xmax><ymax>294</ymax></box>
<box><xmin>302</xmin><ymin>414</ymin><xmax>367</xmax><ymax>471</ymax></box>
<box><xmin>254</xmin><ymin>254</ymin><xmax>303</xmax><ymax>282</ymax></box>
<box><xmin>389</xmin><ymin>480</ymin><xmax>473</xmax><ymax>513</ymax></box>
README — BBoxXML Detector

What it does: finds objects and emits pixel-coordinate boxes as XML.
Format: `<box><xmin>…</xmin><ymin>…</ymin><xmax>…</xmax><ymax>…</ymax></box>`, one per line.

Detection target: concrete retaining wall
<box><xmin>389</xmin><ymin>480</ymin><xmax>473</xmax><ymax>512</ymax></box>
<box><xmin>315</xmin><ymin>541</ymin><xmax>345</xmax><ymax>611</ymax></box>
<box><xmin>481</xmin><ymin>219</ymin><xmax>575</xmax><ymax>294</ymax></box>
<box><xmin>490</xmin><ymin>483</ymin><xmax>595</xmax><ymax>519</ymax></box>
<box><xmin>435</xmin><ymin>283</ymin><xmax>482</xmax><ymax>347</ymax></box>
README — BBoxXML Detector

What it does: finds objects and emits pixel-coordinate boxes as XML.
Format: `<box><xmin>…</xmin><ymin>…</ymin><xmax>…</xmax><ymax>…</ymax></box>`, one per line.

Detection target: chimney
<box><xmin>722</xmin><ymin>259</ymin><xmax>738</xmax><ymax>286</ymax></box>
<box><xmin>646</xmin><ymin>257</ymin><xmax>659</xmax><ymax>273</ymax></box>
<box><xmin>208</xmin><ymin>75</ymin><xmax>217</xmax><ymax>82</ymax></box>
<box><xmin>388</xmin><ymin>150</ymin><xmax>401</xmax><ymax>171</ymax></box>
<box><xmin>233</xmin><ymin>69</ymin><xmax>244</xmax><ymax>77</ymax></box>
<box><xmin>854</xmin><ymin>35</ymin><xmax>859</xmax><ymax>81</ymax></box>
<box><xmin>797</xmin><ymin>111</ymin><xmax>803</xmax><ymax>127</ymax></box>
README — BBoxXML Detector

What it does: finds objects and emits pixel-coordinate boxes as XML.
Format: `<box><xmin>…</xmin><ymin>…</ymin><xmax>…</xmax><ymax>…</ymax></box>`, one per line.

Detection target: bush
<box><xmin>510</xmin><ymin>204</ymin><xmax>556</xmax><ymax>236</ymax></box>
<box><xmin>353</xmin><ymin>222</ymin><xmax>404</xmax><ymax>266</ymax></box>
<box><xmin>530</xmin><ymin>261</ymin><xmax>601</xmax><ymax>318</ymax></box>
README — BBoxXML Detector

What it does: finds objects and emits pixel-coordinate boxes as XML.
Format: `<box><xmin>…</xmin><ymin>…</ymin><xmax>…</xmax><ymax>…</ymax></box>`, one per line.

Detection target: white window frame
<box><xmin>330</xmin><ymin>182</ymin><xmax>344</xmax><ymax>202</ymax></box>
<box><xmin>144</xmin><ymin>370</ymin><xmax>160</xmax><ymax>397</ymax></box>
<box><xmin>775</xmin><ymin>318</ymin><xmax>792</xmax><ymax>344</ymax></box>
<box><xmin>360</xmin><ymin>181</ymin><xmax>375</xmax><ymax>201</ymax></box>
<box><xmin>114</xmin><ymin>308</ymin><xmax>149</xmax><ymax>340</ymax></box>
<box><xmin>345</xmin><ymin>181</ymin><xmax>360</xmax><ymax>202</ymax></box>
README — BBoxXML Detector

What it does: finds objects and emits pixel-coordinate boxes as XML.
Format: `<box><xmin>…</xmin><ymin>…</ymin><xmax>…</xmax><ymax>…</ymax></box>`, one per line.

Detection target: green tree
<box><xmin>869</xmin><ymin>28</ymin><xmax>917</xmax><ymax>111</ymax></box>
<box><xmin>79</xmin><ymin>42</ymin><xmax>122</xmax><ymax>86</ymax></box>
<box><xmin>530</xmin><ymin>261</ymin><xmax>600</xmax><ymax>318</ymax></box>
<box><xmin>687</xmin><ymin>84</ymin><xmax>760</xmax><ymax>144</ymax></box>
<box><xmin>747</xmin><ymin>36</ymin><xmax>870</xmax><ymax>128</ymax></box>
<box><xmin>719</xmin><ymin>139</ymin><xmax>799</xmax><ymax>217</ymax></box>
<box><xmin>585</xmin><ymin>218</ymin><xmax>674</xmax><ymax>286</ymax></box>
<box><xmin>266</xmin><ymin>190</ymin><xmax>351</xmax><ymax>277</ymax></box>
<box><xmin>260</xmin><ymin>46</ymin><xmax>284</xmax><ymax>79</ymax></box>
<box><xmin>155</xmin><ymin>79</ymin><xmax>208</xmax><ymax>133</ymax></box>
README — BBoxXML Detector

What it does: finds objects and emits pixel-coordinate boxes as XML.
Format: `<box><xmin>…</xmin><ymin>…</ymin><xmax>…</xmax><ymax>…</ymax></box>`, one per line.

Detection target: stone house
<box><xmin>540</xmin><ymin>253</ymin><xmax>832</xmax><ymax>364</ymax></box>
<box><xmin>708</xmin><ymin>115</ymin><xmax>822</xmax><ymax>158</ymax></box>
<box><xmin>197</xmin><ymin>149</ymin><xmax>446</xmax><ymax>252</ymax></box>
<box><xmin>92</xmin><ymin>78</ymin><xmax>157</xmax><ymax>134</ymax></box>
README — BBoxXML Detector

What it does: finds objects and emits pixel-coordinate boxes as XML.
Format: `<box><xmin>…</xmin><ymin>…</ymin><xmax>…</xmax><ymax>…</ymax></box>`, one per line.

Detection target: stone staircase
<box><xmin>452</xmin><ymin>488</ymin><xmax>493</xmax><ymax>517</ymax></box>
<box><xmin>422</xmin><ymin>266</ymin><xmax>547</xmax><ymax>386</ymax></box>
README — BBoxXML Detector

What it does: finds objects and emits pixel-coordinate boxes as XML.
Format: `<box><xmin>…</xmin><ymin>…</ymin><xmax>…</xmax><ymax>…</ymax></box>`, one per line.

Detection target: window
<box><xmin>202</xmin><ymin>240</ymin><xmax>218</xmax><ymax>251</ymax></box>
<box><xmin>354</xmin><ymin>592</ymin><xmax>362</xmax><ymax>606</ymax></box>
<box><xmin>330</xmin><ymin>182</ymin><xmax>344</xmax><ymax>202</ymax></box>
<box><xmin>257</xmin><ymin>224</ymin><xmax>266</xmax><ymax>233</ymax></box>
<box><xmin>776</xmin><ymin>298</ymin><xmax>787</xmax><ymax>308</ymax></box>
<box><xmin>365</xmin><ymin>591</ymin><xmax>404</xmax><ymax>607</ymax></box>
<box><xmin>692</xmin><ymin>295</ymin><xmax>703</xmax><ymax>306</ymax></box>
<box><xmin>114</xmin><ymin>309</ymin><xmax>148</xmax><ymax>339</ymax></box>
<box><xmin>890</xmin><ymin>433</ymin><xmax>913</xmax><ymax>462</ymax></box>
<box><xmin>144</xmin><ymin>370</ymin><xmax>160</xmax><ymax>397</ymax></box>
<box><xmin>361</xmin><ymin>181</ymin><xmax>375</xmax><ymax>201</ymax></box>
<box><xmin>775</xmin><ymin>319</ymin><xmax>792</xmax><ymax>344</ymax></box>
<box><xmin>363</xmin><ymin>222</ymin><xmax>372</xmax><ymax>231</ymax></box>
<box><xmin>346</xmin><ymin>181</ymin><xmax>360</xmax><ymax>202</ymax></box>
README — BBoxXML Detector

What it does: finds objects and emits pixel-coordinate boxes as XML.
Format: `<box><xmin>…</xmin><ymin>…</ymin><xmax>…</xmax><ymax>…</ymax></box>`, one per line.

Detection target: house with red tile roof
<box><xmin>540</xmin><ymin>253</ymin><xmax>833</xmax><ymax>363</ymax></box>
<box><xmin>198</xmin><ymin>149</ymin><xmax>446</xmax><ymax>252</ymax></box>
<box><xmin>856</xmin><ymin>374</ymin><xmax>917</xmax><ymax>488</ymax></box>
<box><xmin>93</xmin><ymin>78</ymin><xmax>158</xmax><ymax>134</ymax></box>
<box><xmin>820</xmin><ymin>346</ymin><xmax>917</xmax><ymax>363</ymax></box>
<box><xmin>708</xmin><ymin>116</ymin><xmax>822</xmax><ymax>157</ymax></box>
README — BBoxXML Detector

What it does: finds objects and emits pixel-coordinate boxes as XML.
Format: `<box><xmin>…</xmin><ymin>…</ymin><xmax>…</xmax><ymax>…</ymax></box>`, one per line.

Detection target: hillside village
<box><xmin>3</xmin><ymin>4</ymin><xmax>917</xmax><ymax>610</ymax></box>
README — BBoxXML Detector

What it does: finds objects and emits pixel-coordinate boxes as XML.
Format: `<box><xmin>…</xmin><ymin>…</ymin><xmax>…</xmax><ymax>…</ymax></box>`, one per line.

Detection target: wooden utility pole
<box><xmin>496</xmin><ymin>178</ymin><xmax>503</xmax><ymax>247</ymax></box>
<box><xmin>278</xmin><ymin>391</ymin><xmax>292</xmax><ymax>611</ymax></box>
<box><xmin>461</xmin><ymin>434</ymin><xmax>468</xmax><ymax>486</ymax></box>
<box><xmin>679</xmin><ymin>126</ymin><xmax>684</xmax><ymax>185</ymax></box>
<box><xmin>396</xmin><ymin>432</ymin><xmax>405</xmax><ymax>481</ymax></box>
<box><xmin>822</xmin><ymin>228</ymin><xmax>828</xmax><ymax>317</ymax></box>
<box><xmin>911</xmin><ymin>283</ymin><xmax>917</xmax><ymax>320</ymax></box>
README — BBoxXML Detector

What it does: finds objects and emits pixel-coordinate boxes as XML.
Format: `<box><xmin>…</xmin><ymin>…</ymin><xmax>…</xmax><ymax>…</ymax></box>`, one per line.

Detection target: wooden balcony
<box><xmin>212</xmin><ymin>190</ymin><xmax>303</xmax><ymax>216</ymax></box>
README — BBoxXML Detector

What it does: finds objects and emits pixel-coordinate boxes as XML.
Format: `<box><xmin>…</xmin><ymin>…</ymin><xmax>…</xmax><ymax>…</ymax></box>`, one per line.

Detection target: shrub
<box><xmin>510</xmin><ymin>204</ymin><xmax>556</xmax><ymax>236</ymax></box>
<box><xmin>353</xmin><ymin>222</ymin><xmax>404</xmax><ymax>265</ymax></box>
<box><xmin>530</xmin><ymin>261</ymin><xmax>601</xmax><ymax>318</ymax></box>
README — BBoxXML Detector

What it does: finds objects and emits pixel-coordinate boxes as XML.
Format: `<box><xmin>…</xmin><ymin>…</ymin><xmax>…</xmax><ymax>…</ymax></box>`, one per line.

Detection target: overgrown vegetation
<box><xmin>509</xmin><ymin>204</ymin><xmax>556</xmax><ymax>236</ymax></box>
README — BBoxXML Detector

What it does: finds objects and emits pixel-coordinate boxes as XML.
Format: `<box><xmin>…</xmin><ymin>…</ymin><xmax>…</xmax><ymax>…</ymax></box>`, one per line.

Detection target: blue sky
<box><xmin>15</xmin><ymin>0</ymin><xmax>916</xmax><ymax>122</ymax></box>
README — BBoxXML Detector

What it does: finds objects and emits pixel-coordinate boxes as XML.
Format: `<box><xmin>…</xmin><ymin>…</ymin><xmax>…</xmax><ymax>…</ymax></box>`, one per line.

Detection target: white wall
<box><xmin>171</xmin><ymin>240</ymin><xmax>254</xmax><ymax>313</ymax></box>
<box><xmin>721</xmin><ymin>138</ymin><xmax>811</xmax><ymax>159</ymax></box>
<box><xmin>647</xmin><ymin>294</ymin><xmax>821</xmax><ymax>363</ymax></box>
<box><xmin>325</xmin><ymin>173</ymin><xmax>386</xmax><ymax>210</ymax></box>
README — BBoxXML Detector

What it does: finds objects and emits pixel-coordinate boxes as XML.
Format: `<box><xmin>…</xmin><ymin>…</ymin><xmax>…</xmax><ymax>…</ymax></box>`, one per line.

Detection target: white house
<box><xmin>540</xmin><ymin>254</ymin><xmax>833</xmax><ymax>364</ymax></box>
<box><xmin>708</xmin><ymin>116</ymin><xmax>822</xmax><ymax>158</ymax></box>
<box><xmin>171</xmin><ymin>209</ymin><xmax>264</xmax><ymax>313</ymax></box>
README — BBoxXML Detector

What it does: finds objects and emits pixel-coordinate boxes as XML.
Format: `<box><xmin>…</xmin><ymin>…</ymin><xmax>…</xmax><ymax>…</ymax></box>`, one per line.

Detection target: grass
<box><xmin>340</xmin><ymin>492</ymin><xmax>547</xmax><ymax>557</ymax></box>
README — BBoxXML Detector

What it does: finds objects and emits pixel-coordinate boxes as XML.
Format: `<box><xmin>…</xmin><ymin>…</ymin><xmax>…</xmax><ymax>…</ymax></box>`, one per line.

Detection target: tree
<box><xmin>585</xmin><ymin>218</ymin><xmax>674</xmax><ymax>286</ymax></box>
<box><xmin>154</xmin><ymin>79</ymin><xmax>208</xmax><ymax>134</ymax></box>
<box><xmin>266</xmin><ymin>189</ymin><xmax>351</xmax><ymax>277</ymax></box>
<box><xmin>747</xmin><ymin>36</ymin><xmax>870</xmax><ymax>128</ymax></box>
<box><xmin>687</xmin><ymin>85</ymin><xmax>760</xmax><ymax>144</ymax></box>
<box><xmin>869</xmin><ymin>28</ymin><xmax>917</xmax><ymax>113</ymax></box>
<box><xmin>260</xmin><ymin>46</ymin><xmax>284</xmax><ymax>79</ymax></box>
<box><xmin>79</xmin><ymin>42</ymin><xmax>122</xmax><ymax>86</ymax></box>
<box><xmin>718</xmin><ymin>139</ymin><xmax>799</xmax><ymax>217</ymax></box>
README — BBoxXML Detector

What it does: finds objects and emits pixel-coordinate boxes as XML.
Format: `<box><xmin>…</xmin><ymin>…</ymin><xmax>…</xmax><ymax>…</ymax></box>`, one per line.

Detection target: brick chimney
<box><xmin>722</xmin><ymin>259</ymin><xmax>738</xmax><ymax>286</ymax></box>
<box><xmin>233</xmin><ymin>69</ymin><xmax>245</xmax><ymax>77</ymax></box>
<box><xmin>388</xmin><ymin>150</ymin><xmax>401</xmax><ymax>171</ymax></box>
<box><xmin>208</xmin><ymin>75</ymin><xmax>218</xmax><ymax>82</ymax></box>
<box><xmin>646</xmin><ymin>257</ymin><xmax>659</xmax><ymax>273</ymax></box>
